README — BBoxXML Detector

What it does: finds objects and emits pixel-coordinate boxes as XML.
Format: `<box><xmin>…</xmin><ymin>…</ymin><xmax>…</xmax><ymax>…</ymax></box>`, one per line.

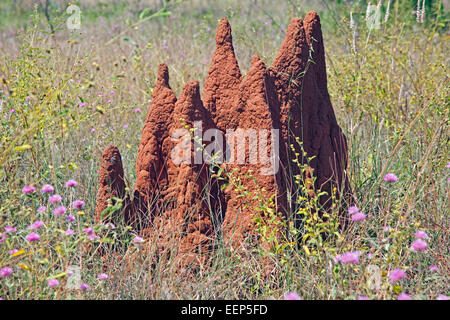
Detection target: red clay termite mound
<box><xmin>94</xmin><ymin>145</ymin><xmax>126</xmax><ymax>224</ymax></box>
<box><xmin>269</xmin><ymin>12</ymin><xmax>352</xmax><ymax>223</ymax></box>
<box><xmin>269</xmin><ymin>17</ymin><xmax>309</xmax><ymax>158</ymax></box>
<box><xmin>127</xmin><ymin>63</ymin><xmax>177</xmax><ymax>230</ymax></box>
<box><xmin>149</xmin><ymin>80</ymin><xmax>220</xmax><ymax>269</ymax></box>
<box><xmin>203</xmin><ymin>17</ymin><xmax>242</xmax><ymax>132</ymax></box>
<box><xmin>93</xmin><ymin>11</ymin><xmax>353</xmax><ymax>267</ymax></box>
<box><xmin>221</xmin><ymin>54</ymin><xmax>286</xmax><ymax>248</ymax></box>
<box><xmin>303</xmin><ymin>11</ymin><xmax>353</xmax><ymax>214</ymax></box>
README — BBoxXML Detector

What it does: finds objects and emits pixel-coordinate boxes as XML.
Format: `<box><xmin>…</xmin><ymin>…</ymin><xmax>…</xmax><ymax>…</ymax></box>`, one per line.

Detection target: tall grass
<box><xmin>0</xmin><ymin>0</ymin><xmax>448</xmax><ymax>299</ymax></box>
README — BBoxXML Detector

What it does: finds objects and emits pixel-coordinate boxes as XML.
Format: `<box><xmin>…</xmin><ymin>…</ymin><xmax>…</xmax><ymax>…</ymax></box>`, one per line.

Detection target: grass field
<box><xmin>0</xmin><ymin>0</ymin><xmax>449</xmax><ymax>300</ymax></box>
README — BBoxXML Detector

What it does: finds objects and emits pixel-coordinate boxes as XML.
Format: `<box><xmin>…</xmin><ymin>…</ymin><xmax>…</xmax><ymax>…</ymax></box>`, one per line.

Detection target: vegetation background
<box><xmin>0</xmin><ymin>0</ymin><xmax>448</xmax><ymax>299</ymax></box>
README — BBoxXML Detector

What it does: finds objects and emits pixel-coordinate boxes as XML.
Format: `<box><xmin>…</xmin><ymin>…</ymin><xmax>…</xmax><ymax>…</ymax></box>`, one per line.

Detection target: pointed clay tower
<box><xmin>203</xmin><ymin>17</ymin><xmax>242</xmax><ymax>132</ymax></box>
<box><xmin>130</xmin><ymin>63</ymin><xmax>177</xmax><ymax>229</ymax></box>
<box><xmin>93</xmin><ymin>11</ymin><xmax>353</xmax><ymax>266</ymax></box>
<box><xmin>269</xmin><ymin>17</ymin><xmax>309</xmax><ymax>162</ymax></box>
<box><xmin>222</xmin><ymin>55</ymin><xmax>286</xmax><ymax>248</ymax></box>
<box><xmin>95</xmin><ymin>145</ymin><xmax>126</xmax><ymax>224</ymax></box>
<box><xmin>269</xmin><ymin>11</ymin><xmax>352</xmax><ymax>221</ymax></box>
<box><xmin>303</xmin><ymin>11</ymin><xmax>353</xmax><ymax>212</ymax></box>
<box><xmin>151</xmin><ymin>81</ymin><xmax>219</xmax><ymax>270</ymax></box>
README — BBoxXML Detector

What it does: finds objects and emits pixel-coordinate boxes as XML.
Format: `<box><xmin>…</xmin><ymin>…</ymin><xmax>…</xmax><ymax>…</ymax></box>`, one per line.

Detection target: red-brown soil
<box><xmin>127</xmin><ymin>63</ymin><xmax>177</xmax><ymax>230</ymax></box>
<box><xmin>94</xmin><ymin>10</ymin><xmax>352</xmax><ymax>266</ymax></box>
<box><xmin>203</xmin><ymin>17</ymin><xmax>242</xmax><ymax>132</ymax></box>
<box><xmin>95</xmin><ymin>145</ymin><xmax>126</xmax><ymax>224</ymax></box>
<box><xmin>150</xmin><ymin>80</ymin><xmax>219</xmax><ymax>269</ymax></box>
<box><xmin>221</xmin><ymin>54</ymin><xmax>285</xmax><ymax>248</ymax></box>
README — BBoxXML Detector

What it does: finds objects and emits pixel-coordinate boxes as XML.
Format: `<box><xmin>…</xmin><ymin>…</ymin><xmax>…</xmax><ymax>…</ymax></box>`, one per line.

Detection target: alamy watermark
<box><xmin>366</xmin><ymin>264</ymin><xmax>381</xmax><ymax>291</ymax></box>
<box><xmin>66</xmin><ymin>5</ymin><xmax>81</xmax><ymax>30</ymax></box>
<box><xmin>365</xmin><ymin>3</ymin><xmax>382</xmax><ymax>30</ymax></box>
<box><xmin>170</xmin><ymin>121</ymin><xmax>280</xmax><ymax>175</ymax></box>
<box><xmin>360</xmin><ymin>1</ymin><xmax>393</xmax><ymax>31</ymax></box>
<box><xmin>65</xmin><ymin>265</ymin><xmax>81</xmax><ymax>290</ymax></box>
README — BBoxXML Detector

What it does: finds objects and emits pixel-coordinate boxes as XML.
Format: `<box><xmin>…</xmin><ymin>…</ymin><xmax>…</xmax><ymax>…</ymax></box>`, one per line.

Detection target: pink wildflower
<box><xmin>428</xmin><ymin>265</ymin><xmax>438</xmax><ymax>272</ymax></box>
<box><xmin>0</xmin><ymin>267</ymin><xmax>13</xmax><ymax>277</ymax></box>
<box><xmin>80</xmin><ymin>283</ymin><xmax>90</xmax><ymax>291</ymax></box>
<box><xmin>411</xmin><ymin>239</ymin><xmax>428</xmax><ymax>251</ymax></box>
<box><xmin>65</xmin><ymin>229</ymin><xmax>74</xmax><ymax>236</ymax></box>
<box><xmin>414</xmin><ymin>230</ymin><xmax>428</xmax><ymax>239</ymax></box>
<box><xmin>389</xmin><ymin>269</ymin><xmax>406</xmax><ymax>283</ymax></box>
<box><xmin>29</xmin><ymin>220</ymin><xmax>44</xmax><ymax>230</ymax></box>
<box><xmin>335</xmin><ymin>251</ymin><xmax>360</xmax><ymax>264</ymax></box>
<box><xmin>73</xmin><ymin>200</ymin><xmax>85</xmax><ymax>209</ymax></box>
<box><xmin>49</xmin><ymin>194</ymin><xmax>62</xmax><ymax>204</ymax></box>
<box><xmin>284</xmin><ymin>292</ymin><xmax>301</xmax><ymax>300</ymax></box>
<box><xmin>37</xmin><ymin>206</ymin><xmax>47</xmax><ymax>213</ymax></box>
<box><xmin>4</xmin><ymin>226</ymin><xmax>16</xmax><ymax>233</ymax></box>
<box><xmin>22</xmin><ymin>185</ymin><xmax>36</xmax><ymax>194</ymax></box>
<box><xmin>384</xmin><ymin>173</ymin><xmax>398</xmax><ymax>182</ymax></box>
<box><xmin>348</xmin><ymin>206</ymin><xmax>359</xmax><ymax>215</ymax></box>
<box><xmin>41</xmin><ymin>184</ymin><xmax>54</xmax><ymax>193</ymax></box>
<box><xmin>26</xmin><ymin>232</ymin><xmax>40</xmax><ymax>242</ymax></box>
<box><xmin>398</xmin><ymin>293</ymin><xmax>411</xmax><ymax>300</ymax></box>
<box><xmin>97</xmin><ymin>273</ymin><xmax>108</xmax><ymax>280</ymax></box>
<box><xmin>47</xmin><ymin>279</ymin><xmax>59</xmax><ymax>287</ymax></box>
<box><xmin>65</xmin><ymin>179</ymin><xmax>78</xmax><ymax>187</ymax></box>
<box><xmin>53</xmin><ymin>206</ymin><xmax>67</xmax><ymax>216</ymax></box>
<box><xmin>436</xmin><ymin>294</ymin><xmax>449</xmax><ymax>300</ymax></box>
<box><xmin>351</xmin><ymin>212</ymin><xmax>367</xmax><ymax>221</ymax></box>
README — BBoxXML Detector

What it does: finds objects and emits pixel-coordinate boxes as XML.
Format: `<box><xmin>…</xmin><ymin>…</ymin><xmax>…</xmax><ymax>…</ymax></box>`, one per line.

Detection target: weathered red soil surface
<box><xmin>269</xmin><ymin>12</ymin><xmax>353</xmax><ymax>225</ymax></box>
<box><xmin>203</xmin><ymin>17</ymin><xmax>242</xmax><ymax>132</ymax></box>
<box><xmin>126</xmin><ymin>63</ymin><xmax>177</xmax><ymax>230</ymax></box>
<box><xmin>150</xmin><ymin>80</ymin><xmax>219</xmax><ymax>269</ymax></box>
<box><xmin>94</xmin><ymin>10</ymin><xmax>352</xmax><ymax>266</ymax></box>
<box><xmin>221</xmin><ymin>54</ymin><xmax>285</xmax><ymax>248</ymax></box>
<box><xmin>303</xmin><ymin>12</ymin><xmax>353</xmax><ymax>216</ymax></box>
<box><xmin>94</xmin><ymin>145</ymin><xmax>126</xmax><ymax>224</ymax></box>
